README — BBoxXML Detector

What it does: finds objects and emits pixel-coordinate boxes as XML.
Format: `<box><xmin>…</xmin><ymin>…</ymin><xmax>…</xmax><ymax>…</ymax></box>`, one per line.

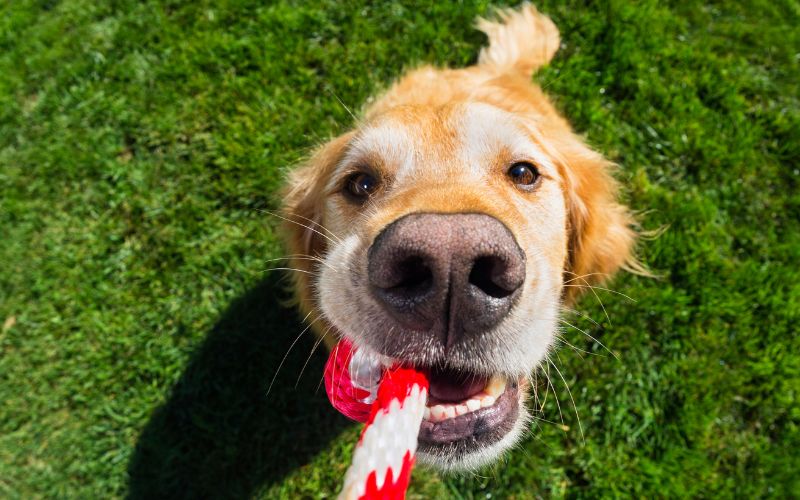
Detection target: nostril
<box><xmin>390</xmin><ymin>256</ymin><xmax>433</xmax><ymax>295</ymax></box>
<box><xmin>468</xmin><ymin>256</ymin><xmax>516</xmax><ymax>299</ymax></box>
<box><xmin>370</xmin><ymin>249</ymin><xmax>437</xmax><ymax>330</ymax></box>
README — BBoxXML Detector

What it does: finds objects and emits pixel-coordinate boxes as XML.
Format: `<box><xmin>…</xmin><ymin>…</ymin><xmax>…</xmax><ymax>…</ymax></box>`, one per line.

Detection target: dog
<box><xmin>281</xmin><ymin>3</ymin><xmax>638</xmax><ymax>471</ymax></box>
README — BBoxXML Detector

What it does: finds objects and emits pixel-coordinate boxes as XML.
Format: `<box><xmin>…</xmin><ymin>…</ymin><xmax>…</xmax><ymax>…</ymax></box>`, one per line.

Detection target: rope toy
<box><xmin>324</xmin><ymin>338</ymin><xmax>428</xmax><ymax>499</ymax></box>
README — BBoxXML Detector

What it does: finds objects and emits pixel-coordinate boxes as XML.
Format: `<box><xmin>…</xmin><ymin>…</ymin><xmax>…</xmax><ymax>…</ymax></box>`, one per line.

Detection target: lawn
<box><xmin>1</xmin><ymin>0</ymin><xmax>798</xmax><ymax>497</ymax></box>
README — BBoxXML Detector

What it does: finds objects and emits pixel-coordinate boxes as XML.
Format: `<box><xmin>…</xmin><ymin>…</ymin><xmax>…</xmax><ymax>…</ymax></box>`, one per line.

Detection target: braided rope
<box><xmin>325</xmin><ymin>339</ymin><xmax>428</xmax><ymax>499</ymax></box>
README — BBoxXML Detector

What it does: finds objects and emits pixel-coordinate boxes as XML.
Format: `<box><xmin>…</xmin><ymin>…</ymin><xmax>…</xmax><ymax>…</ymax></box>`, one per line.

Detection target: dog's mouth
<box><xmin>416</xmin><ymin>366</ymin><xmax>521</xmax><ymax>452</ymax></box>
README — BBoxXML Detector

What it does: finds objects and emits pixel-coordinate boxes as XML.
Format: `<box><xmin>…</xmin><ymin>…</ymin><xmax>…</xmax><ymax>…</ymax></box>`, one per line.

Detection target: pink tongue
<box><xmin>427</xmin><ymin>370</ymin><xmax>488</xmax><ymax>403</ymax></box>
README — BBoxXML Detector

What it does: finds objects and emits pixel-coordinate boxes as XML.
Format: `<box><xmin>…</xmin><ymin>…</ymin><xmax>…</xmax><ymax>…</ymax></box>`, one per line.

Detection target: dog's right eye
<box><xmin>344</xmin><ymin>172</ymin><xmax>379</xmax><ymax>201</ymax></box>
<box><xmin>507</xmin><ymin>162</ymin><xmax>540</xmax><ymax>190</ymax></box>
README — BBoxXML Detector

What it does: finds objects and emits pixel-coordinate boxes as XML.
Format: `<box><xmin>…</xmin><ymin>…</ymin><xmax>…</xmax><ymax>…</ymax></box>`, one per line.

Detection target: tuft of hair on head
<box><xmin>476</xmin><ymin>2</ymin><xmax>561</xmax><ymax>79</ymax></box>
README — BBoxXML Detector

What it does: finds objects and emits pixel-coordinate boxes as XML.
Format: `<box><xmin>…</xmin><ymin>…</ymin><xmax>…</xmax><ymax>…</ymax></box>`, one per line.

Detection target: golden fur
<box><xmin>279</xmin><ymin>3</ymin><xmax>638</xmax><ymax>468</ymax></box>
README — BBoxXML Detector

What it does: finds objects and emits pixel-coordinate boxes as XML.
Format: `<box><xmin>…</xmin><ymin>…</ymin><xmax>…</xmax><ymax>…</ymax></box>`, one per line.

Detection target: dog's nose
<box><xmin>368</xmin><ymin>213</ymin><xmax>525</xmax><ymax>347</ymax></box>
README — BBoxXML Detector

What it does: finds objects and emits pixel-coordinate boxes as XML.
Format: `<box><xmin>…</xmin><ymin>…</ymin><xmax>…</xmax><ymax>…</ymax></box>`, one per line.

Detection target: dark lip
<box><xmin>417</xmin><ymin>379</ymin><xmax>520</xmax><ymax>449</ymax></box>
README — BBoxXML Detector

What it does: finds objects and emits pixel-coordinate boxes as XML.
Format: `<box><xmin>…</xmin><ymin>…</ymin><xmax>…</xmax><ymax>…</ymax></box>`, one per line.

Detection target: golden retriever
<box><xmin>281</xmin><ymin>3</ymin><xmax>637</xmax><ymax>470</ymax></box>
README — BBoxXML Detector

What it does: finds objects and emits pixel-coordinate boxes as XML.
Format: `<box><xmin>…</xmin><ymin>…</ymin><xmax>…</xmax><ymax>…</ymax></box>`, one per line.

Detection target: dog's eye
<box><xmin>344</xmin><ymin>172</ymin><xmax>379</xmax><ymax>201</ymax></box>
<box><xmin>507</xmin><ymin>162</ymin><xmax>540</xmax><ymax>187</ymax></box>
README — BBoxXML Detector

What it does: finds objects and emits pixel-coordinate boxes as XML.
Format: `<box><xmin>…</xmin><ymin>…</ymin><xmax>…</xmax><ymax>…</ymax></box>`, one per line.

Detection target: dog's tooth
<box><xmin>480</xmin><ymin>395</ymin><xmax>496</xmax><ymax>408</ymax></box>
<box><xmin>431</xmin><ymin>405</ymin><xmax>447</xmax><ymax>422</ymax></box>
<box><xmin>485</xmin><ymin>376</ymin><xmax>507</xmax><ymax>397</ymax></box>
<box><xmin>466</xmin><ymin>399</ymin><xmax>481</xmax><ymax>412</ymax></box>
<box><xmin>444</xmin><ymin>405</ymin><xmax>456</xmax><ymax>420</ymax></box>
<box><xmin>454</xmin><ymin>404</ymin><xmax>469</xmax><ymax>417</ymax></box>
<box><xmin>423</xmin><ymin>407</ymin><xmax>431</xmax><ymax>420</ymax></box>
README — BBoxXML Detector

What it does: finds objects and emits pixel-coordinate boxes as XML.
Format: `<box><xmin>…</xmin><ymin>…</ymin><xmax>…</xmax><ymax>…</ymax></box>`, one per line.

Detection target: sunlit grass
<box><xmin>1</xmin><ymin>0</ymin><xmax>798</xmax><ymax>497</ymax></box>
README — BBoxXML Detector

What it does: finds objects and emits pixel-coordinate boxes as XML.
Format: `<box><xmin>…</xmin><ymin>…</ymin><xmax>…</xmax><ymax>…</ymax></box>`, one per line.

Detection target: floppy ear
<box><xmin>280</xmin><ymin>133</ymin><xmax>353</xmax><ymax>319</ymax></box>
<box><xmin>557</xmin><ymin>138</ymin><xmax>638</xmax><ymax>304</ymax></box>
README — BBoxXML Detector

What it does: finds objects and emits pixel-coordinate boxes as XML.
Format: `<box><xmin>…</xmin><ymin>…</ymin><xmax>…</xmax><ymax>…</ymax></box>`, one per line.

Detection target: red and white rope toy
<box><xmin>324</xmin><ymin>338</ymin><xmax>428</xmax><ymax>499</ymax></box>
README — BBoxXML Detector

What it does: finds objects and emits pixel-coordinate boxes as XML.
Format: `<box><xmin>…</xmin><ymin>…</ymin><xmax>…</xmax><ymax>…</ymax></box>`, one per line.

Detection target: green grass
<box><xmin>1</xmin><ymin>0</ymin><xmax>798</xmax><ymax>497</ymax></box>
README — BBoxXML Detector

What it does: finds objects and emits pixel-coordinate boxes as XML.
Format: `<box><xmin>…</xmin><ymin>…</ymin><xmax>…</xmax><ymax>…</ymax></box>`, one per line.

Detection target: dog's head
<box><xmin>280</xmin><ymin>6</ymin><xmax>636</xmax><ymax>471</ymax></box>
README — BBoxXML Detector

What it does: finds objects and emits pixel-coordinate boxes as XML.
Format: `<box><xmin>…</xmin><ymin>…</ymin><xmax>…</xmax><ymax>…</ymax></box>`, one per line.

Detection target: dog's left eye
<box><xmin>344</xmin><ymin>172</ymin><xmax>379</xmax><ymax>201</ymax></box>
<box><xmin>507</xmin><ymin>162</ymin><xmax>540</xmax><ymax>187</ymax></box>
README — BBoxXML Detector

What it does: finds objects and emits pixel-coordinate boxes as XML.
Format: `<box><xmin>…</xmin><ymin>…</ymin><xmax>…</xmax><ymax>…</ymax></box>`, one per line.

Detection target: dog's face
<box><xmin>281</xmin><ymin>5</ymin><xmax>636</xmax><ymax>471</ymax></box>
<box><xmin>320</xmin><ymin>102</ymin><xmax>567</xmax><ymax>371</ymax></box>
<box><xmin>319</xmin><ymin>102</ymin><xmax>566</xmax><ymax>468</ymax></box>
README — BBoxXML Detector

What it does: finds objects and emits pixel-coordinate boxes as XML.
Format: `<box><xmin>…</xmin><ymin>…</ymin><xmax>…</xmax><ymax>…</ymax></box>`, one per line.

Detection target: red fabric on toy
<box><xmin>323</xmin><ymin>338</ymin><xmax>373</xmax><ymax>422</ymax></box>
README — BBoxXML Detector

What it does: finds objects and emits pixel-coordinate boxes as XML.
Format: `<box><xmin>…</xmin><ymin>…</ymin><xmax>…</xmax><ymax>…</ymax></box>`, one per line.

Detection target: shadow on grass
<box><xmin>127</xmin><ymin>276</ymin><xmax>350</xmax><ymax>498</ymax></box>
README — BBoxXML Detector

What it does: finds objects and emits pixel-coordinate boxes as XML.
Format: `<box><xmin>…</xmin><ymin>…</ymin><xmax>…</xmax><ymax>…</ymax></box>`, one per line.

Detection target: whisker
<box><xmin>562</xmin><ymin>284</ymin><xmax>636</xmax><ymax>303</ymax></box>
<box><xmin>266</xmin><ymin>310</ymin><xmax>323</xmax><ymax>397</ymax></box>
<box><xmin>315</xmin><ymin>329</ymin><xmax>344</xmax><ymax>395</ymax></box>
<box><xmin>538</xmin><ymin>370</ymin><xmax>549</xmax><ymax>413</ymax></box>
<box><xmin>258</xmin><ymin>209</ymin><xmax>342</xmax><ymax>246</ymax></box>
<box><xmin>561</xmin><ymin>306</ymin><xmax>601</xmax><ymax>328</ymax></box>
<box><xmin>295</xmin><ymin>323</ymin><xmax>334</xmax><ymax>388</ymax></box>
<box><xmin>555</xmin><ymin>333</ymin><xmax>602</xmax><ymax>358</ymax></box>
<box><xmin>568</xmin><ymin>274</ymin><xmax>612</xmax><ymax>325</ymax></box>
<box><xmin>542</xmin><ymin>358</ymin><xmax>565</xmax><ymax>426</ymax></box>
<box><xmin>325</xmin><ymin>85</ymin><xmax>359</xmax><ymax>123</ymax></box>
<box><xmin>525</xmin><ymin>371</ymin><xmax>542</xmax><ymax>414</ymax></box>
<box><xmin>563</xmin><ymin>272</ymin><xmax>610</xmax><ymax>284</ymax></box>
<box><xmin>259</xmin><ymin>267</ymin><xmax>316</xmax><ymax>276</ymax></box>
<box><xmin>547</xmin><ymin>357</ymin><xmax>585</xmax><ymax>443</ymax></box>
<box><xmin>264</xmin><ymin>253</ymin><xmax>327</xmax><ymax>262</ymax></box>
<box><xmin>559</xmin><ymin>319</ymin><xmax>619</xmax><ymax>361</ymax></box>
<box><xmin>263</xmin><ymin>208</ymin><xmax>343</xmax><ymax>244</ymax></box>
<box><xmin>532</xmin><ymin>415</ymin><xmax>572</xmax><ymax>428</ymax></box>
<box><xmin>264</xmin><ymin>255</ymin><xmax>337</xmax><ymax>272</ymax></box>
